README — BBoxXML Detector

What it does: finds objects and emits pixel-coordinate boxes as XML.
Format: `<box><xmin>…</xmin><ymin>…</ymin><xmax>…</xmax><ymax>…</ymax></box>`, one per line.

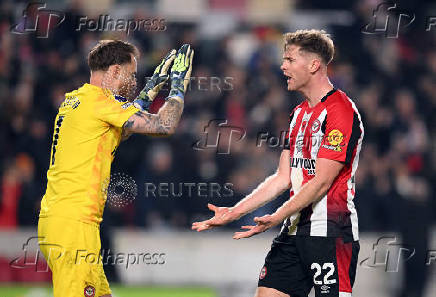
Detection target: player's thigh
<box><xmin>73</xmin><ymin>221</ymin><xmax>112</xmax><ymax>297</ymax></box>
<box><xmin>258</xmin><ymin>234</ymin><xmax>312</xmax><ymax>297</ymax></box>
<box><xmin>297</xmin><ymin>236</ymin><xmax>359</xmax><ymax>297</ymax></box>
<box><xmin>97</xmin><ymin>259</ymin><xmax>112</xmax><ymax>297</ymax></box>
<box><xmin>38</xmin><ymin>217</ymin><xmax>64</xmax><ymax>270</ymax></box>
<box><xmin>64</xmin><ymin>258</ymin><xmax>111</xmax><ymax>297</ymax></box>
<box><xmin>255</xmin><ymin>286</ymin><xmax>290</xmax><ymax>297</ymax></box>
<box><xmin>53</xmin><ymin>268</ymin><xmax>109</xmax><ymax>297</ymax></box>
<box><xmin>38</xmin><ymin>217</ymin><xmax>112</xmax><ymax>297</ymax></box>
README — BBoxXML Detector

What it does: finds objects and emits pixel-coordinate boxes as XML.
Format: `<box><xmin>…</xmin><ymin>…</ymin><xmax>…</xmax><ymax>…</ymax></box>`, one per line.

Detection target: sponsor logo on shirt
<box><xmin>290</xmin><ymin>157</ymin><xmax>316</xmax><ymax>175</ymax></box>
<box><xmin>322</xmin><ymin>129</ymin><xmax>345</xmax><ymax>152</ymax></box>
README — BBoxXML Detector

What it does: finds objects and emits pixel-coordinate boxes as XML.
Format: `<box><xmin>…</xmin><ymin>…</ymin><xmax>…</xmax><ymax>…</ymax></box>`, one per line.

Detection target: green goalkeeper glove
<box><xmin>134</xmin><ymin>49</ymin><xmax>176</xmax><ymax>111</ymax></box>
<box><xmin>167</xmin><ymin>44</ymin><xmax>194</xmax><ymax>101</ymax></box>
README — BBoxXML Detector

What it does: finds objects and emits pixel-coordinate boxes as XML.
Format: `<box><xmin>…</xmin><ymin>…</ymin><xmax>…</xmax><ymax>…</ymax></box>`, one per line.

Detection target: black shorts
<box><xmin>258</xmin><ymin>234</ymin><xmax>359</xmax><ymax>297</ymax></box>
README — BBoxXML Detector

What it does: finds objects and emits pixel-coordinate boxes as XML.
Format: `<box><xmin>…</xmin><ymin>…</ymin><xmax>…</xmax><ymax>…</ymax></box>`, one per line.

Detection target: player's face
<box><xmin>281</xmin><ymin>45</ymin><xmax>311</xmax><ymax>92</ymax></box>
<box><xmin>117</xmin><ymin>54</ymin><xmax>137</xmax><ymax>99</ymax></box>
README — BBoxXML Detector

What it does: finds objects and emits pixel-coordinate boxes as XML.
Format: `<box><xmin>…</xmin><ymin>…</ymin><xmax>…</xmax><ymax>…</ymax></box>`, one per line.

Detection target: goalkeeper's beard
<box><xmin>102</xmin><ymin>71</ymin><xmax>137</xmax><ymax>100</ymax></box>
<box><xmin>118</xmin><ymin>80</ymin><xmax>137</xmax><ymax>100</ymax></box>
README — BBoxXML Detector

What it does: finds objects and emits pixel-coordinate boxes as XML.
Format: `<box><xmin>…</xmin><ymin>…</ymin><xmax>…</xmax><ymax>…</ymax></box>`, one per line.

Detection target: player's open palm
<box><xmin>232</xmin><ymin>214</ymin><xmax>278</xmax><ymax>239</ymax></box>
<box><xmin>192</xmin><ymin>203</ymin><xmax>237</xmax><ymax>231</ymax></box>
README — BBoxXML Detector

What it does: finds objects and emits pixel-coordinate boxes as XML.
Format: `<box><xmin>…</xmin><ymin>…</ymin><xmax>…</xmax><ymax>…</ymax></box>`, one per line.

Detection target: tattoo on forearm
<box><xmin>157</xmin><ymin>98</ymin><xmax>184</xmax><ymax>133</ymax></box>
<box><xmin>123</xmin><ymin>120</ymin><xmax>134</xmax><ymax>128</ymax></box>
<box><xmin>123</xmin><ymin>98</ymin><xmax>184</xmax><ymax>134</ymax></box>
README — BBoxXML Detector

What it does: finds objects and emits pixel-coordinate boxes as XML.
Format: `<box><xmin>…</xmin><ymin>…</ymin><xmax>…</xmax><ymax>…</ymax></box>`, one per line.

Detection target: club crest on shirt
<box><xmin>84</xmin><ymin>285</ymin><xmax>95</xmax><ymax>297</ymax></box>
<box><xmin>322</xmin><ymin>129</ymin><xmax>345</xmax><ymax>152</ymax></box>
<box><xmin>311</xmin><ymin>119</ymin><xmax>321</xmax><ymax>133</ymax></box>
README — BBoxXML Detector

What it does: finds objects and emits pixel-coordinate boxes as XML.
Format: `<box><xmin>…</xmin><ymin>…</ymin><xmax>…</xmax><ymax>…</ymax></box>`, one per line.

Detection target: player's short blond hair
<box><xmin>284</xmin><ymin>29</ymin><xmax>335</xmax><ymax>65</ymax></box>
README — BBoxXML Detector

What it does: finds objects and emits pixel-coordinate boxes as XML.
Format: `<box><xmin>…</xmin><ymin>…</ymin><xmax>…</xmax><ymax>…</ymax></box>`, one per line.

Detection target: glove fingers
<box><xmin>160</xmin><ymin>49</ymin><xmax>176</xmax><ymax>75</ymax></box>
<box><xmin>178</xmin><ymin>44</ymin><xmax>189</xmax><ymax>55</ymax></box>
<box><xmin>168</xmin><ymin>44</ymin><xmax>194</xmax><ymax>99</ymax></box>
<box><xmin>171</xmin><ymin>53</ymin><xmax>180</xmax><ymax>72</ymax></box>
<box><xmin>156</xmin><ymin>74</ymin><xmax>169</xmax><ymax>86</ymax></box>
<box><xmin>164</xmin><ymin>48</ymin><xmax>177</xmax><ymax>60</ymax></box>
<box><xmin>184</xmin><ymin>50</ymin><xmax>194</xmax><ymax>91</ymax></box>
<box><xmin>177</xmin><ymin>44</ymin><xmax>189</xmax><ymax>70</ymax></box>
<box><xmin>184</xmin><ymin>46</ymin><xmax>192</xmax><ymax>67</ymax></box>
<box><xmin>189</xmin><ymin>49</ymin><xmax>194</xmax><ymax>68</ymax></box>
<box><xmin>172</xmin><ymin>44</ymin><xmax>190</xmax><ymax>72</ymax></box>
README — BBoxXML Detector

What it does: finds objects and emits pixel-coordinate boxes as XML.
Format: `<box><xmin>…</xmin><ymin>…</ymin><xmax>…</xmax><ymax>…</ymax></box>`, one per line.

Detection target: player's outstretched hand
<box><xmin>232</xmin><ymin>214</ymin><xmax>280</xmax><ymax>240</ymax></box>
<box><xmin>192</xmin><ymin>203</ymin><xmax>238</xmax><ymax>232</ymax></box>
<box><xmin>134</xmin><ymin>49</ymin><xmax>177</xmax><ymax>111</ymax></box>
<box><xmin>167</xmin><ymin>44</ymin><xmax>194</xmax><ymax>101</ymax></box>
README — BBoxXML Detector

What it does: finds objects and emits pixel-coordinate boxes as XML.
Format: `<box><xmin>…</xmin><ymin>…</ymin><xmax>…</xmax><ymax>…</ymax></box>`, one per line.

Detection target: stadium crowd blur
<box><xmin>1</xmin><ymin>1</ymin><xmax>435</xmax><ymax>235</ymax></box>
<box><xmin>1</xmin><ymin>0</ymin><xmax>435</xmax><ymax>293</ymax></box>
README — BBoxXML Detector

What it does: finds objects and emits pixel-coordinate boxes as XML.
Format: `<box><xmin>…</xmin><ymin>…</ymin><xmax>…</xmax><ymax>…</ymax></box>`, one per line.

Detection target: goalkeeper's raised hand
<box><xmin>167</xmin><ymin>44</ymin><xmax>194</xmax><ymax>102</ymax></box>
<box><xmin>134</xmin><ymin>49</ymin><xmax>176</xmax><ymax>111</ymax></box>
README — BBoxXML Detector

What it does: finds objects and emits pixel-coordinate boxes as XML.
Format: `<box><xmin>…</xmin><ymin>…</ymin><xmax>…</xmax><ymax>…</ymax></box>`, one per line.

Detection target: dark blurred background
<box><xmin>0</xmin><ymin>0</ymin><xmax>435</xmax><ymax>296</ymax></box>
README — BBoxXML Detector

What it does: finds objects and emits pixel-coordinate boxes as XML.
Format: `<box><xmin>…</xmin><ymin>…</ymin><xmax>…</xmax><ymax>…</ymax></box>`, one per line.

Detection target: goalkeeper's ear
<box><xmin>107</xmin><ymin>64</ymin><xmax>122</xmax><ymax>80</ymax></box>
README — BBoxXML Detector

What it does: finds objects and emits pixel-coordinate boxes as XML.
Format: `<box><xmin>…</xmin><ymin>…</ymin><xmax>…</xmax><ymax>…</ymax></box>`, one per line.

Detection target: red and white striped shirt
<box><xmin>281</xmin><ymin>88</ymin><xmax>364</xmax><ymax>242</ymax></box>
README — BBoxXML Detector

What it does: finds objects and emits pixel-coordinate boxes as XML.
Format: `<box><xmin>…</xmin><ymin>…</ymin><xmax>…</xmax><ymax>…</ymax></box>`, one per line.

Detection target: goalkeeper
<box><xmin>38</xmin><ymin>40</ymin><xmax>194</xmax><ymax>297</ymax></box>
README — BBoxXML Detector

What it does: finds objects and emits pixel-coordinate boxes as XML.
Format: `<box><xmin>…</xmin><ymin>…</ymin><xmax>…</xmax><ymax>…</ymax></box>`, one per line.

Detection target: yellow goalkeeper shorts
<box><xmin>38</xmin><ymin>217</ymin><xmax>111</xmax><ymax>297</ymax></box>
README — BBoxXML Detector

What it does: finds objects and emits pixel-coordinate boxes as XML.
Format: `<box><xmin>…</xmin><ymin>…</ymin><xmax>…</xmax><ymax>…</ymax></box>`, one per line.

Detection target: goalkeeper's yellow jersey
<box><xmin>39</xmin><ymin>83</ymin><xmax>139</xmax><ymax>224</ymax></box>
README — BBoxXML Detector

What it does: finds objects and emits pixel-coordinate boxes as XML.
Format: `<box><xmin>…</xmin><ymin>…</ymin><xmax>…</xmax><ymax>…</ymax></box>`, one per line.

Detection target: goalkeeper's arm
<box><xmin>123</xmin><ymin>97</ymin><xmax>184</xmax><ymax>136</ymax></box>
<box><xmin>123</xmin><ymin>44</ymin><xmax>193</xmax><ymax>136</ymax></box>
